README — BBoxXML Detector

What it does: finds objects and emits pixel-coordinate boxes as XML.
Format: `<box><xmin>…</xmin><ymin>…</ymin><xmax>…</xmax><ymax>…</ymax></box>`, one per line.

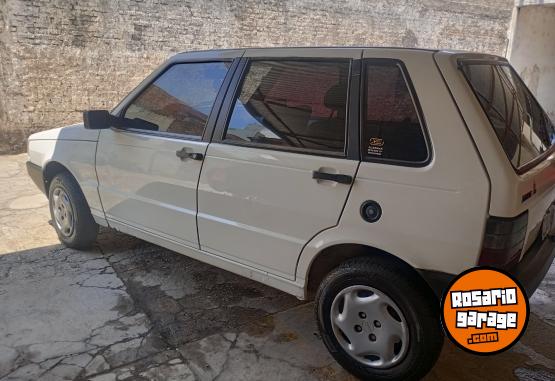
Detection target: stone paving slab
<box><xmin>0</xmin><ymin>245</ymin><xmax>163</xmax><ymax>380</ymax></box>
<box><xmin>96</xmin><ymin>232</ymin><xmax>303</xmax><ymax>348</ymax></box>
<box><xmin>0</xmin><ymin>155</ymin><xmax>58</xmax><ymax>255</ymax></box>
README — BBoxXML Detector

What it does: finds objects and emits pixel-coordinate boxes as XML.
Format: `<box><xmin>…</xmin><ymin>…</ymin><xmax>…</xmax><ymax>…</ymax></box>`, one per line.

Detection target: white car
<box><xmin>27</xmin><ymin>47</ymin><xmax>555</xmax><ymax>380</ymax></box>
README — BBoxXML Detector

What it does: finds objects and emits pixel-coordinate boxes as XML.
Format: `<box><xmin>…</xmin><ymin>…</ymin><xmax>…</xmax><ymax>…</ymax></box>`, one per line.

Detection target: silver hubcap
<box><xmin>331</xmin><ymin>285</ymin><xmax>409</xmax><ymax>368</ymax></box>
<box><xmin>52</xmin><ymin>187</ymin><xmax>74</xmax><ymax>237</ymax></box>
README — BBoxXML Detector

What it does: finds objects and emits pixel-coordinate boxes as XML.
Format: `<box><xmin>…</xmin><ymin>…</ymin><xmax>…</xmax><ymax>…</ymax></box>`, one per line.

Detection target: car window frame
<box><xmin>212</xmin><ymin>57</ymin><xmax>355</xmax><ymax>159</ymax></box>
<box><xmin>360</xmin><ymin>58</ymin><xmax>432</xmax><ymax>167</ymax></box>
<box><xmin>458</xmin><ymin>59</ymin><xmax>555</xmax><ymax>174</ymax></box>
<box><xmin>115</xmin><ymin>58</ymin><xmax>240</xmax><ymax>142</ymax></box>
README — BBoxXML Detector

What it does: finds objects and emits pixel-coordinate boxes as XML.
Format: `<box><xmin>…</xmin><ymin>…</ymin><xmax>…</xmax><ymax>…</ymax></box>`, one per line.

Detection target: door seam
<box><xmin>93</xmin><ymin>131</ymin><xmax>110</xmax><ymax>228</ymax></box>
<box><xmin>292</xmin><ymin>160</ymin><xmax>361</xmax><ymax>281</ymax></box>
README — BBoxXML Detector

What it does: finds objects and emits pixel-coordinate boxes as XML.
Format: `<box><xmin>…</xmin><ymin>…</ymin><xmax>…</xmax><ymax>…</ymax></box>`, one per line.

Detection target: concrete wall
<box><xmin>507</xmin><ymin>4</ymin><xmax>555</xmax><ymax>122</ymax></box>
<box><xmin>0</xmin><ymin>0</ymin><xmax>515</xmax><ymax>154</ymax></box>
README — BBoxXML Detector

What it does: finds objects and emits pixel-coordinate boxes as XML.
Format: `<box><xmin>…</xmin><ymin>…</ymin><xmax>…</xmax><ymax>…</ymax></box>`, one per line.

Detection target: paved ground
<box><xmin>0</xmin><ymin>153</ymin><xmax>554</xmax><ymax>381</ymax></box>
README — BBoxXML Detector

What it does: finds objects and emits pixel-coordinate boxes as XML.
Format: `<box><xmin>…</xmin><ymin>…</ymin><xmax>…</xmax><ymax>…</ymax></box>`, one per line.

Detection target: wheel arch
<box><xmin>303</xmin><ymin>243</ymin><xmax>438</xmax><ymax>301</ymax></box>
<box><xmin>42</xmin><ymin>161</ymin><xmax>79</xmax><ymax>195</ymax></box>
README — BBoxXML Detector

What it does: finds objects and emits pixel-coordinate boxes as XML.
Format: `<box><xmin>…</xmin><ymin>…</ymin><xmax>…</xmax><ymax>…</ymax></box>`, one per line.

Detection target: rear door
<box><xmin>96</xmin><ymin>57</ymin><xmax>239</xmax><ymax>248</ymax></box>
<box><xmin>197</xmin><ymin>48</ymin><xmax>361</xmax><ymax>279</ymax></box>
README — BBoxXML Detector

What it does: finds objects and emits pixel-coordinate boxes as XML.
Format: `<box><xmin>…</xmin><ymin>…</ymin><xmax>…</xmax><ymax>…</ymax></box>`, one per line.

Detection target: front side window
<box><xmin>223</xmin><ymin>60</ymin><xmax>350</xmax><ymax>154</ymax></box>
<box><xmin>461</xmin><ymin>63</ymin><xmax>555</xmax><ymax>170</ymax></box>
<box><xmin>362</xmin><ymin>62</ymin><xmax>428</xmax><ymax>164</ymax></box>
<box><xmin>124</xmin><ymin>62</ymin><xmax>230</xmax><ymax>137</ymax></box>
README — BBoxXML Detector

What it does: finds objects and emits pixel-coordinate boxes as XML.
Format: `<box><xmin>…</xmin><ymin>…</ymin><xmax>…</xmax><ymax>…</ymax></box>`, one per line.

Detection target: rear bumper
<box><xmin>26</xmin><ymin>161</ymin><xmax>45</xmax><ymax>194</ymax></box>
<box><xmin>509</xmin><ymin>235</ymin><xmax>555</xmax><ymax>297</ymax></box>
<box><xmin>420</xmin><ymin>236</ymin><xmax>555</xmax><ymax>300</ymax></box>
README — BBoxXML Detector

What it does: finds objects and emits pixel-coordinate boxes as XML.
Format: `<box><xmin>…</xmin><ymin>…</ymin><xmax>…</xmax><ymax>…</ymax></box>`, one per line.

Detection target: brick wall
<box><xmin>0</xmin><ymin>0</ymin><xmax>514</xmax><ymax>153</ymax></box>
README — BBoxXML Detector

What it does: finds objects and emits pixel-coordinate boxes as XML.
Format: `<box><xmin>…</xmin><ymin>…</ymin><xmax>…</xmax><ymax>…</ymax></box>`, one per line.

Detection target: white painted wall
<box><xmin>508</xmin><ymin>4</ymin><xmax>555</xmax><ymax>122</ymax></box>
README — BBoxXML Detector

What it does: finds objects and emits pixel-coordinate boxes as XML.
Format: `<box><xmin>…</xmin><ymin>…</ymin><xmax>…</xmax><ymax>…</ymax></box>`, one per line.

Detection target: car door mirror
<box><xmin>83</xmin><ymin>110</ymin><xmax>116</xmax><ymax>129</ymax></box>
<box><xmin>125</xmin><ymin>118</ymin><xmax>159</xmax><ymax>131</ymax></box>
<box><xmin>84</xmin><ymin>109</ymin><xmax>160</xmax><ymax>132</ymax></box>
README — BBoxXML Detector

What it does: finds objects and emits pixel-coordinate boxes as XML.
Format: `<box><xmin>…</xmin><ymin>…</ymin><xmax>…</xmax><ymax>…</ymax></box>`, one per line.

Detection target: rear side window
<box><xmin>461</xmin><ymin>63</ymin><xmax>555</xmax><ymax>170</ymax></box>
<box><xmin>362</xmin><ymin>62</ymin><xmax>428</xmax><ymax>164</ymax></box>
<box><xmin>124</xmin><ymin>62</ymin><xmax>230</xmax><ymax>137</ymax></box>
<box><xmin>223</xmin><ymin>60</ymin><xmax>350</xmax><ymax>154</ymax></box>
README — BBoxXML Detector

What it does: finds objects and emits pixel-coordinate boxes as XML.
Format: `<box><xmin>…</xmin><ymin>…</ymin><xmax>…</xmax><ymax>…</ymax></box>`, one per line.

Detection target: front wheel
<box><xmin>48</xmin><ymin>172</ymin><xmax>98</xmax><ymax>249</ymax></box>
<box><xmin>315</xmin><ymin>257</ymin><xmax>443</xmax><ymax>381</ymax></box>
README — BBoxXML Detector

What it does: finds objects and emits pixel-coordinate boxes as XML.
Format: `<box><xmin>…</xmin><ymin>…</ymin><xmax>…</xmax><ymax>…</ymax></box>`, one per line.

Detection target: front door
<box><xmin>197</xmin><ymin>51</ymin><xmax>361</xmax><ymax>279</ymax></box>
<box><xmin>96</xmin><ymin>61</ymin><xmax>233</xmax><ymax>248</ymax></box>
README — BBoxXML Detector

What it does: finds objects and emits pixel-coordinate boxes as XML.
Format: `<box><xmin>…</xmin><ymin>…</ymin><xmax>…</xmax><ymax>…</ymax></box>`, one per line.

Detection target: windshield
<box><xmin>460</xmin><ymin>62</ymin><xmax>555</xmax><ymax>171</ymax></box>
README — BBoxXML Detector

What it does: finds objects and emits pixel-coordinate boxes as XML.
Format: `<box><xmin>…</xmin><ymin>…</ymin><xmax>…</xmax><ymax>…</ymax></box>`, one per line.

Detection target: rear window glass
<box><xmin>461</xmin><ymin>63</ymin><xmax>555</xmax><ymax>170</ymax></box>
<box><xmin>224</xmin><ymin>60</ymin><xmax>350</xmax><ymax>154</ymax></box>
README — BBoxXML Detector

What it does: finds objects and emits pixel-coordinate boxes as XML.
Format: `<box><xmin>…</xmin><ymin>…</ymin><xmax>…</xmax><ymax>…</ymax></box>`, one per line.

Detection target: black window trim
<box><xmin>212</xmin><ymin>57</ymin><xmax>356</xmax><ymax>159</ymax></box>
<box><xmin>360</xmin><ymin>58</ymin><xmax>433</xmax><ymax>167</ymax></box>
<box><xmin>458</xmin><ymin>59</ymin><xmax>555</xmax><ymax>174</ymax></box>
<box><xmin>114</xmin><ymin>58</ymin><xmax>241</xmax><ymax>143</ymax></box>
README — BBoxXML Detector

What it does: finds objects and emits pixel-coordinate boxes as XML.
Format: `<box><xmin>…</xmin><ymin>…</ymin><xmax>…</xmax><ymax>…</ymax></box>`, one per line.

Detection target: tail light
<box><xmin>478</xmin><ymin>212</ymin><xmax>528</xmax><ymax>268</ymax></box>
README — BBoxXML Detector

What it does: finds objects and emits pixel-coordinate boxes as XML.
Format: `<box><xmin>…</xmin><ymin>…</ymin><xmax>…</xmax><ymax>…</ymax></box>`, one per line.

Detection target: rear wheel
<box><xmin>315</xmin><ymin>256</ymin><xmax>443</xmax><ymax>381</ymax></box>
<box><xmin>48</xmin><ymin>172</ymin><xmax>98</xmax><ymax>249</ymax></box>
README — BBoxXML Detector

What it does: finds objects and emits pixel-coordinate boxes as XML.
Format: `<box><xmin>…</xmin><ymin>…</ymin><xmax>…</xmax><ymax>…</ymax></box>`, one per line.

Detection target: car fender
<box><xmin>27</xmin><ymin>124</ymin><xmax>104</xmax><ymax>222</ymax></box>
<box><xmin>295</xmin><ymin>224</ymin><xmax>422</xmax><ymax>289</ymax></box>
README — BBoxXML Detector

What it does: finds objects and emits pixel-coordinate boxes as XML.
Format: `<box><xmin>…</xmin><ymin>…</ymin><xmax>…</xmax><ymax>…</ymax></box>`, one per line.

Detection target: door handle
<box><xmin>176</xmin><ymin>148</ymin><xmax>204</xmax><ymax>161</ymax></box>
<box><xmin>187</xmin><ymin>152</ymin><xmax>204</xmax><ymax>161</ymax></box>
<box><xmin>312</xmin><ymin>171</ymin><xmax>353</xmax><ymax>184</ymax></box>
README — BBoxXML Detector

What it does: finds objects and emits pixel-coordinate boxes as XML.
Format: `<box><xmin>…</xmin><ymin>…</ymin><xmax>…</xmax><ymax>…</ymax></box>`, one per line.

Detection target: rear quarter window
<box><xmin>362</xmin><ymin>61</ymin><xmax>429</xmax><ymax>165</ymax></box>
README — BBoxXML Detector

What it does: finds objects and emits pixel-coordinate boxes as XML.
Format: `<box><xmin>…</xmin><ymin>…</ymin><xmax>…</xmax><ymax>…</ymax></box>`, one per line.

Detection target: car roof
<box><xmin>179</xmin><ymin>46</ymin><xmax>440</xmax><ymax>53</ymax></box>
<box><xmin>170</xmin><ymin>46</ymin><xmax>504</xmax><ymax>62</ymax></box>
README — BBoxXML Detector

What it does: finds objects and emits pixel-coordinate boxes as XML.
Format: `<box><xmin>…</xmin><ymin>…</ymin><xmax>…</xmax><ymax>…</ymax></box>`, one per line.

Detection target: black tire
<box><xmin>48</xmin><ymin>172</ymin><xmax>98</xmax><ymax>249</ymax></box>
<box><xmin>315</xmin><ymin>256</ymin><xmax>443</xmax><ymax>381</ymax></box>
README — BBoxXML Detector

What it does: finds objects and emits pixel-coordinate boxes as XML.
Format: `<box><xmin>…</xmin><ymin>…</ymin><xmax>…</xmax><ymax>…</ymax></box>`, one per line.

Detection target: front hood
<box><xmin>28</xmin><ymin>123</ymin><xmax>100</xmax><ymax>141</ymax></box>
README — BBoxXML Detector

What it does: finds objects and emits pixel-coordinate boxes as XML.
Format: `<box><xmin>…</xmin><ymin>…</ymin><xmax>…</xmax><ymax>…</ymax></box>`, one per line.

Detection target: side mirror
<box><xmin>83</xmin><ymin>110</ymin><xmax>159</xmax><ymax>132</ymax></box>
<box><xmin>83</xmin><ymin>110</ymin><xmax>115</xmax><ymax>130</ymax></box>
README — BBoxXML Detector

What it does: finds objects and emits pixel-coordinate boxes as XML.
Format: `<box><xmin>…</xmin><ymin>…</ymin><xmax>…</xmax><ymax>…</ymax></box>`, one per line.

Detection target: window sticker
<box><xmin>367</xmin><ymin>137</ymin><xmax>384</xmax><ymax>156</ymax></box>
<box><xmin>441</xmin><ymin>267</ymin><xmax>529</xmax><ymax>355</ymax></box>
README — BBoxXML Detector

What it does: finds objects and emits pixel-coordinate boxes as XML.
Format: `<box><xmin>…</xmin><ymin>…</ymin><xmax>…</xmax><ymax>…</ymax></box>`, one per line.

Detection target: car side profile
<box><xmin>27</xmin><ymin>47</ymin><xmax>555</xmax><ymax>380</ymax></box>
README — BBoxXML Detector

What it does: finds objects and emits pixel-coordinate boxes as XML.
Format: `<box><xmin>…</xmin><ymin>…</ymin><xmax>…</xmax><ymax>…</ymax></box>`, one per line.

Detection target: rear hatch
<box><xmin>434</xmin><ymin>51</ymin><xmax>555</xmax><ymax>267</ymax></box>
